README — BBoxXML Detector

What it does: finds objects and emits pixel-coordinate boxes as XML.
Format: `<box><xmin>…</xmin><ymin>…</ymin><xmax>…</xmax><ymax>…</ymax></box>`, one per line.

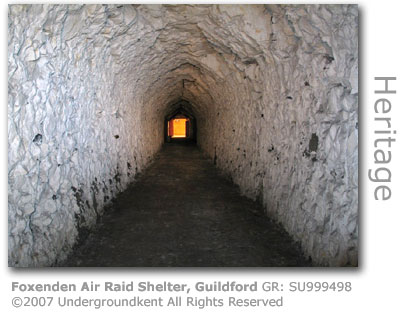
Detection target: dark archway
<box><xmin>164</xmin><ymin>101</ymin><xmax>197</xmax><ymax>143</ymax></box>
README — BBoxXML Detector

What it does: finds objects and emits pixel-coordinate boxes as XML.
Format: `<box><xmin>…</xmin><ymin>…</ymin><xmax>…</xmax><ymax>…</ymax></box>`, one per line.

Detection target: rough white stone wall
<box><xmin>260</xmin><ymin>5</ymin><xmax>359</xmax><ymax>266</ymax></box>
<box><xmin>8</xmin><ymin>4</ymin><xmax>358</xmax><ymax>267</ymax></box>
<box><xmin>8</xmin><ymin>4</ymin><xmax>161</xmax><ymax>266</ymax></box>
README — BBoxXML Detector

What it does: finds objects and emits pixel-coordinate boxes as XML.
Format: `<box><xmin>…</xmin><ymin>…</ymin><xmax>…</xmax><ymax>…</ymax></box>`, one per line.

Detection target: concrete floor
<box><xmin>61</xmin><ymin>142</ymin><xmax>311</xmax><ymax>267</ymax></box>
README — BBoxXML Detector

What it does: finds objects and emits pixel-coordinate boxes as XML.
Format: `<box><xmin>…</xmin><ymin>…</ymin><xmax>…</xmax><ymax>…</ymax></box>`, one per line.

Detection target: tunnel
<box><xmin>165</xmin><ymin>101</ymin><xmax>196</xmax><ymax>142</ymax></box>
<box><xmin>8</xmin><ymin>4</ymin><xmax>358</xmax><ymax>267</ymax></box>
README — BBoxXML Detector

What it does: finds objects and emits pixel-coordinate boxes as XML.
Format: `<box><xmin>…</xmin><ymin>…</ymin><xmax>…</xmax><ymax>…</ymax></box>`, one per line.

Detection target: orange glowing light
<box><xmin>169</xmin><ymin>118</ymin><xmax>188</xmax><ymax>138</ymax></box>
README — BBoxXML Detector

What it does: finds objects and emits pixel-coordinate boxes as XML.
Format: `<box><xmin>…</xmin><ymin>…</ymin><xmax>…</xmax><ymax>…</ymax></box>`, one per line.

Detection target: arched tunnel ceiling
<box><xmin>141</xmin><ymin>60</ymin><xmax>220</xmax><ymax>121</ymax></box>
<box><xmin>166</xmin><ymin>100</ymin><xmax>196</xmax><ymax>120</ymax></box>
<box><xmin>111</xmin><ymin>4</ymin><xmax>273</xmax><ymax>122</ymax></box>
<box><xmin>8</xmin><ymin>4</ymin><xmax>358</xmax><ymax>267</ymax></box>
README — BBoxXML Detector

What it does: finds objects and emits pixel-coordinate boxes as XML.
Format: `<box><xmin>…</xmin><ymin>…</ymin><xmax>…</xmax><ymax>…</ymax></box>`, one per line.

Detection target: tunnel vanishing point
<box><xmin>8</xmin><ymin>4</ymin><xmax>358</xmax><ymax>267</ymax></box>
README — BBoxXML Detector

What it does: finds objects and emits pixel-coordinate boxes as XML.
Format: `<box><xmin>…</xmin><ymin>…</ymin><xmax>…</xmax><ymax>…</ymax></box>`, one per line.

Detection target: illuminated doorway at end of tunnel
<box><xmin>168</xmin><ymin>118</ymin><xmax>189</xmax><ymax>138</ymax></box>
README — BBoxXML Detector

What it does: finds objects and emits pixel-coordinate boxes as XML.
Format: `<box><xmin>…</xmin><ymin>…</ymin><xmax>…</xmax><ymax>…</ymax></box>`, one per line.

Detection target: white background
<box><xmin>2</xmin><ymin>1</ymin><xmax>409</xmax><ymax>319</ymax></box>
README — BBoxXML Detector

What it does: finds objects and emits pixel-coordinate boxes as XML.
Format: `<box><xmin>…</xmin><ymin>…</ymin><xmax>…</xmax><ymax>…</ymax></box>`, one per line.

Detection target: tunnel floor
<box><xmin>61</xmin><ymin>143</ymin><xmax>311</xmax><ymax>267</ymax></box>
